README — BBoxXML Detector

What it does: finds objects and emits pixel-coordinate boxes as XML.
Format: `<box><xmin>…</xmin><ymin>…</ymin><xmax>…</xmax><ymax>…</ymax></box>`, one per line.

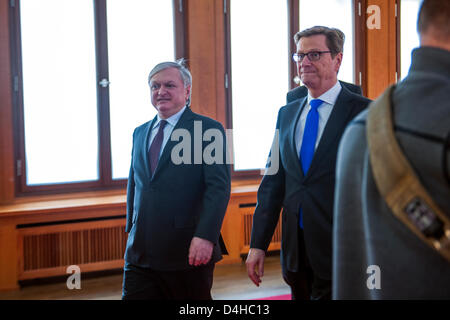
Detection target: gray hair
<box><xmin>148</xmin><ymin>58</ymin><xmax>192</xmax><ymax>107</ymax></box>
<box><xmin>294</xmin><ymin>26</ymin><xmax>345</xmax><ymax>58</ymax></box>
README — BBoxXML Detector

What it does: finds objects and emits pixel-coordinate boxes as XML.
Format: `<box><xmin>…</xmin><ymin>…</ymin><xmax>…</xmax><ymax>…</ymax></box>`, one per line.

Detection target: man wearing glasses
<box><xmin>246</xmin><ymin>26</ymin><xmax>371</xmax><ymax>300</ymax></box>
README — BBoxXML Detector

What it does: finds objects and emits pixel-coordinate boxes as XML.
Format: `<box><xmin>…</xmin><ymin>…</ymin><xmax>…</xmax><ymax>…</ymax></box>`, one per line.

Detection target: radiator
<box><xmin>241</xmin><ymin>207</ymin><xmax>282</xmax><ymax>253</ymax></box>
<box><xmin>17</xmin><ymin>218</ymin><xmax>127</xmax><ymax>280</ymax></box>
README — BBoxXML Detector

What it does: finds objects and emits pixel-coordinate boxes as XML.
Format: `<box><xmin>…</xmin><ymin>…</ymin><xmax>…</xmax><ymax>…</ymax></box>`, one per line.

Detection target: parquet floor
<box><xmin>0</xmin><ymin>255</ymin><xmax>290</xmax><ymax>300</ymax></box>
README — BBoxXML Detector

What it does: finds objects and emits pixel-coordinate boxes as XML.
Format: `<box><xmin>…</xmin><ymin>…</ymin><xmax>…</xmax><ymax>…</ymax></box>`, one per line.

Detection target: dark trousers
<box><xmin>122</xmin><ymin>263</ymin><xmax>215</xmax><ymax>300</ymax></box>
<box><xmin>282</xmin><ymin>228</ymin><xmax>331</xmax><ymax>300</ymax></box>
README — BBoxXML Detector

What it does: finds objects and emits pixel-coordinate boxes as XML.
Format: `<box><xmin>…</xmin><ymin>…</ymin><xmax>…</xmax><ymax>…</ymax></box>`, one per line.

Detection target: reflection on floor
<box><xmin>0</xmin><ymin>255</ymin><xmax>289</xmax><ymax>300</ymax></box>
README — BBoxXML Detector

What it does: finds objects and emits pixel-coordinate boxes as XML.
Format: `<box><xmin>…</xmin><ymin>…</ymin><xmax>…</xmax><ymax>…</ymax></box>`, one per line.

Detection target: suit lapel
<box><xmin>143</xmin><ymin>117</ymin><xmax>157</xmax><ymax>180</ymax></box>
<box><xmin>306</xmin><ymin>87</ymin><xmax>355</xmax><ymax>176</ymax></box>
<box><xmin>289</xmin><ymin>97</ymin><xmax>308</xmax><ymax>179</ymax></box>
<box><xmin>151</xmin><ymin>108</ymin><xmax>195</xmax><ymax>179</ymax></box>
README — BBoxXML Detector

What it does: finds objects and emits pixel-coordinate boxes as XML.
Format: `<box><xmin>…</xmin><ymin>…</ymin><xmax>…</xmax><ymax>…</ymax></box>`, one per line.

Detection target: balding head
<box><xmin>417</xmin><ymin>0</ymin><xmax>450</xmax><ymax>51</ymax></box>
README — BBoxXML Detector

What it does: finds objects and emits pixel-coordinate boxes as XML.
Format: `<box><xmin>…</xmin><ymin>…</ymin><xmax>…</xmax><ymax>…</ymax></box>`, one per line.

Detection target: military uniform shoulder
<box><xmin>349</xmin><ymin>108</ymin><xmax>369</xmax><ymax>126</ymax></box>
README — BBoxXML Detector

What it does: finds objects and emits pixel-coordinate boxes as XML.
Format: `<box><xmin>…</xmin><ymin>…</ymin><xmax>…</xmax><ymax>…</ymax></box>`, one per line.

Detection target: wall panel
<box><xmin>0</xmin><ymin>0</ymin><xmax>15</xmax><ymax>204</ymax></box>
<box><xmin>366</xmin><ymin>0</ymin><xmax>398</xmax><ymax>99</ymax></box>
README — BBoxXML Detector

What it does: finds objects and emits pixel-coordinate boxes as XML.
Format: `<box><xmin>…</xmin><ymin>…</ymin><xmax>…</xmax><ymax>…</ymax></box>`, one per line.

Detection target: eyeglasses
<box><xmin>292</xmin><ymin>51</ymin><xmax>332</xmax><ymax>62</ymax></box>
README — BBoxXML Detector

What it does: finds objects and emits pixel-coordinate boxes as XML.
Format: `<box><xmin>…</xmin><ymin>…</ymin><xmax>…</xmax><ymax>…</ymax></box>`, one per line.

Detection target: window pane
<box><xmin>299</xmin><ymin>0</ymin><xmax>355</xmax><ymax>83</ymax></box>
<box><xmin>20</xmin><ymin>0</ymin><xmax>98</xmax><ymax>185</ymax></box>
<box><xmin>400</xmin><ymin>0</ymin><xmax>421</xmax><ymax>80</ymax></box>
<box><xmin>230</xmin><ymin>0</ymin><xmax>289</xmax><ymax>171</ymax></box>
<box><xmin>107</xmin><ymin>0</ymin><xmax>175</xmax><ymax>179</ymax></box>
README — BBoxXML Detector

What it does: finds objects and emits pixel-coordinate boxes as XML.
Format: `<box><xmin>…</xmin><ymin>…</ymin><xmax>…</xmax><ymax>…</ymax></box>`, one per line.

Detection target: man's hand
<box><xmin>246</xmin><ymin>248</ymin><xmax>266</xmax><ymax>287</ymax></box>
<box><xmin>189</xmin><ymin>237</ymin><xmax>214</xmax><ymax>266</ymax></box>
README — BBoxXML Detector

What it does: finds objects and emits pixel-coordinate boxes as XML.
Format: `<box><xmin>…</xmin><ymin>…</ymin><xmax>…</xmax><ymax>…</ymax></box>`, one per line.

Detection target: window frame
<box><xmin>10</xmin><ymin>0</ymin><xmax>187</xmax><ymax>195</ymax></box>
<box><xmin>397</xmin><ymin>0</ymin><xmax>401</xmax><ymax>81</ymax></box>
<box><xmin>354</xmin><ymin>0</ymin><xmax>368</xmax><ymax>94</ymax></box>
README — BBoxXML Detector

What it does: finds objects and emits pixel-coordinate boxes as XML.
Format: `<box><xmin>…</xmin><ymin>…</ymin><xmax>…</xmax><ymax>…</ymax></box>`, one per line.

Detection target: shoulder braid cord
<box><xmin>366</xmin><ymin>85</ymin><xmax>450</xmax><ymax>263</ymax></box>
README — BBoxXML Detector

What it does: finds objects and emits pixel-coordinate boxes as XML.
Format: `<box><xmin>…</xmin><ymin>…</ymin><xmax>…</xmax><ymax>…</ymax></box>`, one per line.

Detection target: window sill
<box><xmin>0</xmin><ymin>189</ymin><xmax>127</xmax><ymax>218</ymax></box>
<box><xmin>0</xmin><ymin>179</ymin><xmax>262</xmax><ymax>218</ymax></box>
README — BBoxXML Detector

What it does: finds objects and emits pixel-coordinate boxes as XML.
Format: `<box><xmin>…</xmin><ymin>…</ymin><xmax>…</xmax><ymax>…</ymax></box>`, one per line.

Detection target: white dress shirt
<box><xmin>148</xmin><ymin>106</ymin><xmax>187</xmax><ymax>159</ymax></box>
<box><xmin>295</xmin><ymin>81</ymin><xmax>342</xmax><ymax>155</ymax></box>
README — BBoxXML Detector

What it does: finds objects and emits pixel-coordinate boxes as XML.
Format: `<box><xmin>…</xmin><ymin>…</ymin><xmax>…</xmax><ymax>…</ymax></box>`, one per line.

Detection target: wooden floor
<box><xmin>0</xmin><ymin>255</ymin><xmax>290</xmax><ymax>300</ymax></box>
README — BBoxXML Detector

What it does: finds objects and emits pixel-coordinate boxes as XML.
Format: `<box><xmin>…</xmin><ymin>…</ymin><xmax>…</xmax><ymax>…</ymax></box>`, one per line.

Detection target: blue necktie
<box><xmin>298</xmin><ymin>99</ymin><xmax>323</xmax><ymax>228</ymax></box>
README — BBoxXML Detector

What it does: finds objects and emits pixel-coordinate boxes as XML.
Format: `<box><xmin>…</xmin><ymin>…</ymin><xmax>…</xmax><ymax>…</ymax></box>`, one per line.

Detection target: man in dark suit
<box><xmin>333</xmin><ymin>0</ymin><xmax>450</xmax><ymax>299</ymax></box>
<box><xmin>246</xmin><ymin>26</ymin><xmax>371</xmax><ymax>300</ymax></box>
<box><xmin>122</xmin><ymin>60</ymin><xmax>231</xmax><ymax>300</ymax></box>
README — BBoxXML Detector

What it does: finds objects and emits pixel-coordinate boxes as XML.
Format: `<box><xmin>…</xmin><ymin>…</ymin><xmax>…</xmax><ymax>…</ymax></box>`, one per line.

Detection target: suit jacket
<box><xmin>251</xmin><ymin>85</ymin><xmax>371</xmax><ymax>280</ymax></box>
<box><xmin>333</xmin><ymin>47</ymin><xmax>450</xmax><ymax>299</ymax></box>
<box><xmin>124</xmin><ymin>107</ymin><xmax>231</xmax><ymax>271</ymax></box>
<box><xmin>286</xmin><ymin>80</ymin><xmax>362</xmax><ymax>104</ymax></box>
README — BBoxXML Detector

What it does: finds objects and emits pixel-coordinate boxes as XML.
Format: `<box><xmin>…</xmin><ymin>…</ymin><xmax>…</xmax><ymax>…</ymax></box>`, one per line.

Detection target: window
<box><xmin>226</xmin><ymin>0</ymin><xmax>361</xmax><ymax>174</ymax></box>
<box><xmin>20</xmin><ymin>0</ymin><xmax>99</xmax><ymax>185</ymax></box>
<box><xmin>106</xmin><ymin>1</ymin><xmax>175</xmax><ymax>180</ymax></box>
<box><xmin>399</xmin><ymin>0</ymin><xmax>421</xmax><ymax>80</ymax></box>
<box><xmin>12</xmin><ymin>0</ymin><xmax>185</xmax><ymax>193</ymax></box>
<box><xmin>228</xmin><ymin>0</ymin><xmax>290</xmax><ymax>172</ymax></box>
<box><xmin>299</xmin><ymin>0</ymin><xmax>355</xmax><ymax>84</ymax></box>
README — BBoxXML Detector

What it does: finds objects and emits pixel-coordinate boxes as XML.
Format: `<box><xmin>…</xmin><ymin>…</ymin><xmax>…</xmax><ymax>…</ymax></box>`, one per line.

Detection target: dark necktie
<box><xmin>149</xmin><ymin>120</ymin><xmax>167</xmax><ymax>176</ymax></box>
<box><xmin>298</xmin><ymin>99</ymin><xmax>323</xmax><ymax>228</ymax></box>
